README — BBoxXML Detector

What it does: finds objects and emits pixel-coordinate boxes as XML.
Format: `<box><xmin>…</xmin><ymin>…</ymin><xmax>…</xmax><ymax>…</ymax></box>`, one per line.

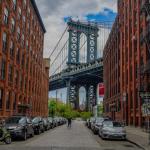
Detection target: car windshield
<box><xmin>32</xmin><ymin>117</ymin><xmax>39</xmax><ymax>123</ymax></box>
<box><xmin>96</xmin><ymin>118</ymin><xmax>104</xmax><ymax>123</ymax></box>
<box><xmin>90</xmin><ymin>117</ymin><xmax>95</xmax><ymax>121</ymax></box>
<box><xmin>5</xmin><ymin>117</ymin><xmax>25</xmax><ymax>124</ymax></box>
<box><xmin>48</xmin><ymin>118</ymin><xmax>52</xmax><ymax>121</ymax></box>
<box><xmin>113</xmin><ymin>122</ymin><xmax>122</xmax><ymax>127</ymax></box>
<box><xmin>103</xmin><ymin>121</ymin><xmax>122</xmax><ymax>127</ymax></box>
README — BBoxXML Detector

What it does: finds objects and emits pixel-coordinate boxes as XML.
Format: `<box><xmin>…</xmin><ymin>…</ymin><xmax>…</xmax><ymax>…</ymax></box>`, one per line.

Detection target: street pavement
<box><xmin>0</xmin><ymin>120</ymin><xmax>143</xmax><ymax>150</ymax></box>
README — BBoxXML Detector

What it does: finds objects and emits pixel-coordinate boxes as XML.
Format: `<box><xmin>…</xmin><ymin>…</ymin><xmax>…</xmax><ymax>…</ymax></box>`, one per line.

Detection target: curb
<box><xmin>127</xmin><ymin>139</ymin><xmax>145</xmax><ymax>150</ymax></box>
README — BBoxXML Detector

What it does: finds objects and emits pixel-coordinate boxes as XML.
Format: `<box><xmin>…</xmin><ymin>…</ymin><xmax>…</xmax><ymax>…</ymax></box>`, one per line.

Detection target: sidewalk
<box><xmin>126</xmin><ymin>126</ymin><xmax>150</xmax><ymax>150</ymax></box>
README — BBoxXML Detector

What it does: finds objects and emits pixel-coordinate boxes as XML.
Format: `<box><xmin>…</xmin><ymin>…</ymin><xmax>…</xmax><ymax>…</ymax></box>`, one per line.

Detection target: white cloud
<box><xmin>35</xmin><ymin>0</ymin><xmax>117</xmax><ymax>58</ymax></box>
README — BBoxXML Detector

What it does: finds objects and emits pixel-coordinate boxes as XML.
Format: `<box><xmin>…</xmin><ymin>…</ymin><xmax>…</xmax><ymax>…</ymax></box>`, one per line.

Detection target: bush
<box><xmin>80</xmin><ymin>112</ymin><xmax>92</xmax><ymax>120</ymax></box>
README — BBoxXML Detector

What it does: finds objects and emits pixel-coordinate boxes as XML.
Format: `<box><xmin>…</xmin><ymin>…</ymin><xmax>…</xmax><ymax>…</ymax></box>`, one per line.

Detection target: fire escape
<box><xmin>140</xmin><ymin>0</ymin><xmax>150</xmax><ymax>92</ymax></box>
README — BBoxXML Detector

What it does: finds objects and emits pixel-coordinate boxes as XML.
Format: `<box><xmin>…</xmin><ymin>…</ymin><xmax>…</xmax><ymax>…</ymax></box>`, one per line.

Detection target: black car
<box><xmin>48</xmin><ymin>117</ymin><xmax>54</xmax><ymax>128</ymax></box>
<box><xmin>32</xmin><ymin>117</ymin><xmax>45</xmax><ymax>134</ymax></box>
<box><xmin>5</xmin><ymin>116</ymin><xmax>34</xmax><ymax>140</ymax></box>
<box><xmin>43</xmin><ymin>118</ymin><xmax>50</xmax><ymax>131</ymax></box>
<box><xmin>91</xmin><ymin>117</ymin><xmax>112</xmax><ymax>134</ymax></box>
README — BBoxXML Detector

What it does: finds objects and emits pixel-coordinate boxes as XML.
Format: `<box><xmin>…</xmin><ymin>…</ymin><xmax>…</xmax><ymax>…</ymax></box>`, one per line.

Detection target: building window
<box><xmin>130</xmin><ymin>92</ymin><xmax>133</xmax><ymax>109</ymax></box>
<box><xmin>11</xmin><ymin>18</ymin><xmax>15</xmax><ymax>32</ymax></box>
<box><xmin>2</xmin><ymin>32</ymin><xmax>7</xmax><ymax>52</ymax></box>
<box><xmin>22</xmin><ymin>16</ymin><xmax>26</xmax><ymax>28</ymax></box>
<box><xmin>13</xmin><ymin>93</ymin><xmax>17</xmax><ymax>110</ymax></box>
<box><xmin>135</xmin><ymin>89</ymin><xmax>138</xmax><ymax>108</ymax></box>
<box><xmin>23</xmin><ymin>0</ymin><xmax>27</xmax><ymax>8</ymax></box>
<box><xmin>135</xmin><ymin>62</ymin><xmax>138</xmax><ymax>79</ymax></box>
<box><xmin>22</xmin><ymin>53</ymin><xmax>25</xmax><ymax>68</ymax></box>
<box><xmin>0</xmin><ymin>88</ymin><xmax>3</xmax><ymax>109</ymax></box>
<box><xmin>26</xmin><ymin>40</ymin><xmax>29</xmax><ymax>50</ymax></box>
<box><xmin>16</xmin><ymin>48</ymin><xmax>20</xmax><ymax>64</ymax></box>
<box><xmin>15</xmin><ymin>70</ymin><xmax>18</xmax><ymax>87</ymax></box>
<box><xmin>10</xmin><ymin>41</ymin><xmax>14</xmax><ymax>57</ymax></box>
<box><xmin>18</xmin><ymin>7</ymin><xmax>21</xmax><ymax>20</ymax></box>
<box><xmin>8</xmin><ymin>64</ymin><xmax>13</xmax><ymax>82</ymax></box>
<box><xmin>1</xmin><ymin>59</ymin><xmax>6</xmax><ymax>80</ymax></box>
<box><xmin>22</xmin><ymin>34</ymin><xmax>25</xmax><ymax>47</ymax></box>
<box><xmin>4</xmin><ymin>7</ymin><xmax>9</xmax><ymax>24</ymax></box>
<box><xmin>6</xmin><ymin>91</ymin><xmax>11</xmax><ymax>110</ymax></box>
<box><xmin>12</xmin><ymin>0</ymin><xmax>17</xmax><ymax>10</ymax></box>
<box><xmin>27</xmin><ymin>22</ymin><xmax>30</xmax><ymax>33</ymax></box>
<box><xmin>17</xmin><ymin>27</ymin><xmax>20</xmax><ymax>41</ymax></box>
<box><xmin>27</xmin><ymin>8</ymin><xmax>30</xmax><ymax>17</ymax></box>
<box><xmin>130</xmin><ymin>65</ymin><xmax>132</xmax><ymax>81</ymax></box>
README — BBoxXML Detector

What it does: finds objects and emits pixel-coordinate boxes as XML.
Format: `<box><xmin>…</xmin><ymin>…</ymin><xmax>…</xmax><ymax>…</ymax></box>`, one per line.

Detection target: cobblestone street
<box><xmin>0</xmin><ymin>121</ymin><xmax>143</xmax><ymax>150</ymax></box>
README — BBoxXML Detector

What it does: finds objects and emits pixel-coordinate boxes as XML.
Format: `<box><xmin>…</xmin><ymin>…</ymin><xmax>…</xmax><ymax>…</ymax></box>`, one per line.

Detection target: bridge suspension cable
<box><xmin>49</xmin><ymin>26</ymin><xmax>68</xmax><ymax>58</ymax></box>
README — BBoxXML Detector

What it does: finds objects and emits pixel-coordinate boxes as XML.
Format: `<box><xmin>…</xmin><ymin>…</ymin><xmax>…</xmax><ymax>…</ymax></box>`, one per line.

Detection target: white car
<box><xmin>99</xmin><ymin>121</ymin><xmax>126</xmax><ymax>140</ymax></box>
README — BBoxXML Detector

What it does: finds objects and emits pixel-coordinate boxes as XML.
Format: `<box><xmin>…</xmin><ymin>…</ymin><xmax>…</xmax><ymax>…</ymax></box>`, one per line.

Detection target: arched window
<box><xmin>17</xmin><ymin>27</ymin><xmax>20</xmax><ymax>40</ymax></box>
<box><xmin>12</xmin><ymin>0</ymin><xmax>17</xmax><ymax>10</ymax></box>
<box><xmin>2</xmin><ymin>32</ymin><xmax>7</xmax><ymax>52</ymax></box>
<box><xmin>11</xmin><ymin>18</ymin><xmax>15</xmax><ymax>32</ymax></box>
<box><xmin>22</xmin><ymin>34</ymin><xmax>25</xmax><ymax>46</ymax></box>
<box><xmin>4</xmin><ymin>7</ymin><xmax>9</xmax><ymax>24</ymax></box>
<box><xmin>18</xmin><ymin>7</ymin><xmax>21</xmax><ymax>20</ymax></box>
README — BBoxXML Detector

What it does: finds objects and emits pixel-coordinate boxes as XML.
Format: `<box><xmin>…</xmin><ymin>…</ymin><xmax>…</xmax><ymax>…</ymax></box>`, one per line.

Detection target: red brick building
<box><xmin>0</xmin><ymin>0</ymin><xmax>49</xmax><ymax>118</ymax></box>
<box><xmin>104</xmin><ymin>0</ymin><xmax>150</xmax><ymax>127</ymax></box>
<box><xmin>103</xmin><ymin>16</ymin><xmax>121</xmax><ymax>121</ymax></box>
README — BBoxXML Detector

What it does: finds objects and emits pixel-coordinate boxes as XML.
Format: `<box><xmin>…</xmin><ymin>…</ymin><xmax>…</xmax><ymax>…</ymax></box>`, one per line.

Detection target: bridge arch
<box><xmin>79</xmin><ymin>86</ymin><xmax>86</xmax><ymax>111</ymax></box>
<box><xmin>67</xmin><ymin>19</ymin><xmax>99</xmax><ymax>65</ymax></box>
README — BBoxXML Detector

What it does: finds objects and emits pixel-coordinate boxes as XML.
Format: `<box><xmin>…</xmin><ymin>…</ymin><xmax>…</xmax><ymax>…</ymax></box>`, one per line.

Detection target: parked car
<box><xmin>32</xmin><ymin>117</ymin><xmax>45</xmax><ymax>134</ymax></box>
<box><xmin>5</xmin><ymin>116</ymin><xmax>34</xmax><ymax>140</ymax></box>
<box><xmin>87</xmin><ymin>117</ymin><xmax>95</xmax><ymax>129</ymax></box>
<box><xmin>99</xmin><ymin>121</ymin><xmax>126</xmax><ymax>140</ymax></box>
<box><xmin>48</xmin><ymin>117</ymin><xmax>54</xmax><ymax>128</ymax></box>
<box><xmin>91</xmin><ymin>117</ymin><xmax>111</xmax><ymax>134</ymax></box>
<box><xmin>43</xmin><ymin>118</ymin><xmax>51</xmax><ymax>131</ymax></box>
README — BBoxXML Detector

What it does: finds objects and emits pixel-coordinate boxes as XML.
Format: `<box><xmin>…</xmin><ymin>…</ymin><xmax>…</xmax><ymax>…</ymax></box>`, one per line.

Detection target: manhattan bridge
<box><xmin>49</xmin><ymin>19</ymin><xmax>113</xmax><ymax>111</ymax></box>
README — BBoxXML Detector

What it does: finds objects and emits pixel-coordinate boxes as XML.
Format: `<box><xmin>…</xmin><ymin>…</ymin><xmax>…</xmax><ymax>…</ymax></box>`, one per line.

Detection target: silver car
<box><xmin>99</xmin><ymin>121</ymin><xmax>126</xmax><ymax>140</ymax></box>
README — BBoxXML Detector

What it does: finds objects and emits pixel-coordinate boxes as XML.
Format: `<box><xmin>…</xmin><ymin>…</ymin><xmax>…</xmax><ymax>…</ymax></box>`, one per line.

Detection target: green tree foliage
<box><xmin>80</xmin><ymin>112</ymin><xmax>92</xmax><ymax>120</ymax></box>
<box><xmin>48</xmin><ymin>99</ymin><xmax>93</xmax><ymax>119</ymax></box>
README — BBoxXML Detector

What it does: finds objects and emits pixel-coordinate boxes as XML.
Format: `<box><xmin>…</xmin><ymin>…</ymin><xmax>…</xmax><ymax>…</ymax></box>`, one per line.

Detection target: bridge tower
<box><xmin>66</xmin><ymin>20</ymin><xmax>99</xmax><ymax>110</ymax></box>
<box><xmin>67</xmin><ymin>19</ymin><xmax>99</xmax><ymax>64</ymax></box>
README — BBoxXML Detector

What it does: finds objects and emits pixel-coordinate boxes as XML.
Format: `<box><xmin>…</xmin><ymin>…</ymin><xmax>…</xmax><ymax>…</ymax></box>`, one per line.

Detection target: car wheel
<box><xmin>4</xmin><ymin>137</ymin><xmax>11</xmax><ymax>144</ymax></box>
<box><xmin>30</xmin><ymin>132</ymin><xmax>34</xmax><ymax>137</ymax></box>
<box><xmin>23</xmin><ymin>131</ymin><xmax>27</xmax><ymax>140</ymax></box>
<box><xmin>41</xmin><ymin>128</ymin><xmax>44</xmax><ymax>133</ymax></box>
<box><xmin>37</xmin><ymin>128</ymin><xmax>41</xmax><ymax>135</ymax></box>
<box><xmin>101</xmin><ymin>134</ymin><xmax>105</xmax><ymax>140</ymax></box>
<box><xmin>98</xmin><ymin>131</ymin><xmax>101</xmax><ymax>137</ymax></box>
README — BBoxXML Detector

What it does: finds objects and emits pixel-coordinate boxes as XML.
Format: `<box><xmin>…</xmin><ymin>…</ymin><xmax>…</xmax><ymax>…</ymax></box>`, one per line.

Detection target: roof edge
<box><xmin>30</xmin><ymin>0</ymin><xmax>46</xmax><ymax>33</ymax></box>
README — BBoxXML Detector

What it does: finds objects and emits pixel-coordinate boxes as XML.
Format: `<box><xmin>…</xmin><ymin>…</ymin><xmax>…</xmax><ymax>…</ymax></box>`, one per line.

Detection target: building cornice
<box><xmin>31</xmin><ymin>0</ymin><xmax>46</xmax><ymax>33</ymax></box>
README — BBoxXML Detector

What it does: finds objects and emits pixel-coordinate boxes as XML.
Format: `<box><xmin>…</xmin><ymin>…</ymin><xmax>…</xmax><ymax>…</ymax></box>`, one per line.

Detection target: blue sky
<box><xmin>64</xmin><ymin>8</ymin><xmax>117</xmax><ymax>23</ymax></box>
<box><xmin>85</xmin><ymin>8</ymin><xmax>117</xmax><ymax>22</ymax></box>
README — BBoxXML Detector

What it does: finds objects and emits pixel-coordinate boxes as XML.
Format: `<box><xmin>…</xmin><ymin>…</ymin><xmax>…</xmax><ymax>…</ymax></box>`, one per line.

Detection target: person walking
<box><xmin>67</xmin><ymin>117</ymin><xmax>72</xmax><ymax>128</ymax></box>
